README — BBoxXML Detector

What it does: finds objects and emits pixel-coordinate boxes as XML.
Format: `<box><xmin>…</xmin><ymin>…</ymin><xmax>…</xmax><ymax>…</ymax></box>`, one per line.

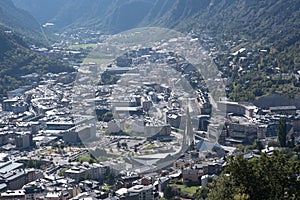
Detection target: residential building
<box><xmin>0</xmin><ymin>190</ymin><xmax>26</xmax><ymax>200</ymax></box>
<box><xmin>127</xmin><ymin>185</ymin><xmax>153</xmax><ymax>200</ymax></box>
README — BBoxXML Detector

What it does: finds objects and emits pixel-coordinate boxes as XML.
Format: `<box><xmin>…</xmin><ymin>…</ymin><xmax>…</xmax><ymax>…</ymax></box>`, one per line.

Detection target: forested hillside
<box><xmin>0</xmin><ymin>0</ymin><xmax>73</xmax><ymax>99</ymax></box>
<box><xmin>0</xmin><ymin>30</ymin><xmax>72</xmax><ymax>98</ymax></box>
<box><xmin>0</xmin><ymin>0</ymin><xmax>45</xmax><ymax>43</ymax></box>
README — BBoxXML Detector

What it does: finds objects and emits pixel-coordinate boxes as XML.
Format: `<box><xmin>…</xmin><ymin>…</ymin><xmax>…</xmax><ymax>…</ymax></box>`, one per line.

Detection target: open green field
<box><xmin>171</xmin><ymin>182</ymin><xmax>200</xmax><ymax>196</ymax></box>
<box><xmin>175</xmin><ymin>184</ymin><xmax>199</xmax><ymax>195</ymax></box>
<box><xmin>68</xmin><ymin>43</ymin><xmax>97</xmax><ymax>50</ymax></box>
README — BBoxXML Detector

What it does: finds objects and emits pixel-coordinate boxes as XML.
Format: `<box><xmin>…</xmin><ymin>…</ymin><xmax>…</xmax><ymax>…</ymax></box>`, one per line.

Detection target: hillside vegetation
<box><xmin>0</xmin><ymin>0</ymin><xmax>45</xmax><ymax>44</ymax></box>
<box><xmin>0</xmin><ymin>30</ymin><xmax>72</xmax><ymax>98</ymax></box>
<box><xmin>155</xmin><ymin>0</ymin><xmax>300</xmax><ymax>101</ymax></box>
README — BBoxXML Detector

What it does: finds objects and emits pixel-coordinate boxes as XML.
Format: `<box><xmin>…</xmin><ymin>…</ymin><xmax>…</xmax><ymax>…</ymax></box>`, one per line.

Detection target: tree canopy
<box><xmin>205</xmin><ymin>152</ymin><xmax>300</xmax><ymax>200</ymax></box>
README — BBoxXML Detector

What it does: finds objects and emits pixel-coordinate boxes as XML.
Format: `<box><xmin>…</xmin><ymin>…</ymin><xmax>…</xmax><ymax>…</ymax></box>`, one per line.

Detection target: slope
<box><xmin>0</xmin><ymin>0</ymin><xmax>73</xmax><ymax>99</ymax></box>
<box><xmin>0</xmin><ymin>29</ymin><xmax>72</xmax><ymax>99</ymax></box>
<box><xmin>0</xmin><ymin>0</ymin><xmax>44</xmax><ymax>43</ymax></box>
<box><xmin>13</xmin><ymin>0</ymin><xmax>155</xmax><ymax>33</ymax></box>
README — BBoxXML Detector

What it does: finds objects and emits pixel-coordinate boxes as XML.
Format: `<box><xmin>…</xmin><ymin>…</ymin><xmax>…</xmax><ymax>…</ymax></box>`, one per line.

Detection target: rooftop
<box><xmin>0</xmin><ymin>162</ymin><xmax>23</xmax><ymax>174</ymax></box>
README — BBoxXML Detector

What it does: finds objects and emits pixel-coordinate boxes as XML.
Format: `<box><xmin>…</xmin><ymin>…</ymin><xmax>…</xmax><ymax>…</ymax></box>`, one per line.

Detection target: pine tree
<box><xmin>164</xmin><ymin>186</ymin><xmax>175</xmax><ymax>200</ymax></box>
<box><xmin>205</xmin><ymin>152</ymin><xmax>300</xmax><ymax>200</ymax></box>
<box><xmin>278</xmin><ymin>117</ymin><xmax>287</xmax><ymax>147</ymax></box>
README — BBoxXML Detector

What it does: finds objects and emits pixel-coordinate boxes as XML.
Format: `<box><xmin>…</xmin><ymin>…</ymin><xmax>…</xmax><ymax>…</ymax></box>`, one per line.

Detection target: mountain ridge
<box><xmin>0</xmin><ymin>0</ymin><xmax>44</xmax><ymax>43</ymax></box>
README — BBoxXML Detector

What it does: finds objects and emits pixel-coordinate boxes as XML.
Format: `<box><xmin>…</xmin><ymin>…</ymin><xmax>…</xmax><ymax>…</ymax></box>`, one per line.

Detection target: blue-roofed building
<box><xmin>196</xmin><ymin>139</ymin><xmax>226</xmax><ymax>158</ymax></box>
<box><xmin>0</xmin><ymin>161</ymin><xmax>23</xmax><ymax>174</ymax></box>
<box><xmin>196</xmin><ymin>139</ymin><xmax>215</xmax><ymax>152</ymax></box>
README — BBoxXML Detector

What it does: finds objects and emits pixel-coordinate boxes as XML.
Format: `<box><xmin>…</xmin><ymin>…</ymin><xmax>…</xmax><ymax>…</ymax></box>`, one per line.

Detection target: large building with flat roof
<box><xmin>0</xmin><ymin>162</ymin><xmax>23</xmax><ymax>174</ymax></box>
<box><xmin>270</xmin><ymin>106</ymin><xmax>297</xmax><ymax>115</ymax></box>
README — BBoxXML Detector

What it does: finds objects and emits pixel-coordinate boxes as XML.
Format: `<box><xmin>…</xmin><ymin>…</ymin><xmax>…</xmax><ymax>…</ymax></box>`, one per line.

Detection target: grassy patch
<box><xmin>171</xmin><ymin>182</ymin><xmax>200</xmax><ymax>196</ymax></box>
<box><xmin>144</xmin><ymin>144</ymin><xmax>156</xmax><ymax>149</ymax></box>
<box><xmin>77</xmin><ymin>156</ymin><xmax>96</xmax><ymax>163</ymax></box>
<box><xmin>69</xmin><ymin>43</ymin><xmax>97</xmax><ymax>50</ymax></box>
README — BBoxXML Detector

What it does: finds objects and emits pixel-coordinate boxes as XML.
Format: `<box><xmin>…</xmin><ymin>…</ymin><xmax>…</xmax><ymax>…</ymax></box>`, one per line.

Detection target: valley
<box><xmin>0</xmin><ymin>0</ymin><xmax>299</xmax><ymax>199</ymax></box>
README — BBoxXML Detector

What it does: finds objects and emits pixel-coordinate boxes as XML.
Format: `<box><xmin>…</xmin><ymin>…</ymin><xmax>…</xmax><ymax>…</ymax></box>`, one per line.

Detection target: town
<box><xmin>0</xmin><ymin>27</ymin><xmax>299</xmax><ymax>200</ymax></box>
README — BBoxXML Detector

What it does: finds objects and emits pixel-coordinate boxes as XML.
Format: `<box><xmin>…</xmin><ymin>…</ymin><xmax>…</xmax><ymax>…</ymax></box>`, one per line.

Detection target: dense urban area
<box><xmin>0</xmin><ymin>0</ymin><xmax>300</xmax><ymax>200</ymax></box>
<box><xmin>0</xmin><ymin>27</ymin><xmax>299</xmax><ymax>200</ymax></box>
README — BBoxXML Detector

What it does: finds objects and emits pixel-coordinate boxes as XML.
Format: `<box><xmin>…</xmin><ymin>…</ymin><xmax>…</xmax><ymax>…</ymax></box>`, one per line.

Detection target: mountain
<box><xmin>0</xmin><ymin>0</ymin><xmax>73</xmax><ymax>99</ymax></box>
<box><xmin>0</xmin><ymin>0</ymin><xmax>44</xmax><ymax>43</ymax></box>
<box><xmin>13</xmin><ymin>0</ymin><xmax>300</xmax><ymax>41</ymax></box>
<box><xmin>12</xmin><ymin>0</ymin><xmax>157</xmax><ymax>33</ymax></box>
<box><xmin>0</xmin><ymin>29</ymin><xmax>72</xmax><ymax>98</ymax></box>
<box><xmin>11</xmin><ymin>0</ymin><xmax>67</xmax><ymax>25</ymax></box>
<box><xmin>185</xmin><ymin>0</ymin><xmax>300</xmax><ymax>47</ymax></box>
<box><xmin>149</xmin><ymin>0</ymin><xmax>211</xmax><ymax>29</ymax></box>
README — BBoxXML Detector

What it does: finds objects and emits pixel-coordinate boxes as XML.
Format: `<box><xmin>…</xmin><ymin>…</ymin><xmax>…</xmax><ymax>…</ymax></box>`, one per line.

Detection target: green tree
<box><xmin>121</xmin><ymin>142</ymin><xmax>128</xmax><ymax>149</ymax></box>
<box><xmin>194</xmin><ymin>187</ymin><xmax>209</xmax><ymax>200</ymax></box>
<box><xmin>288</xmin><ymin>133</ymin><xmax>296</xmax><ymax>148</ymax></box>
<box><xmin>268</xmin><ymin>140</ymin><xmax>280</xmax><ymax>147</ymax></box>
<box><xmin>164</xmin><ymin>186</ymin><xmax>175</xmax><ymax>200</ymax></box>
<box><xmin>278</xmin><ymin>117</ymin><xmax>287</xmax><ymax>147</ymax></box>
<box><xmin>105</xmin><ymin>168</ymin><xmax>116</xmax><ymax>186</ymax></box>
<box><xmin>102</xmin><ymin>112</ymin><xmax>113</xmax><ymax>122</ymax></box>
<box><xmin>117</xmin><ymin>141</ymin><xmax>121</xmax><ymax>148</ymax></box>
<box><xmin>206</xmin><ymin>152</ymin><xmax>300</xmax><ymax>200</ymax></box>
<box><xmin>253</xmin><ymin>140</ymin><xmax>264</xmax><ymax>151</ymax></box>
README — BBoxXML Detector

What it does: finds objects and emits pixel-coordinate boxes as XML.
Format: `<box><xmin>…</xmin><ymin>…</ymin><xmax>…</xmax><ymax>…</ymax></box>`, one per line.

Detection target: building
<box><xmin>157</xmin><ymin>177</ymin><xmax>170</xmax><ymax>193</ymax></box>
<box><xmin>196</xmin><ymin>139</ymin><xmax>226</xmax><ymax>158</ymax></box>
<box><xmin>0</xmin><ymin>132</ymin><xmax>9</xmax><ymax>146</ymax></box>
<box><xmin>64</xmin><ymin>164</ymin><xmax>107</xmax><ymax>183</ymax></box>
<box><xmin>116</xmin><ymin>56</ymin><xmax>132</xmax><ymax>67</ymax></box>
<box><xmin>269</xmin><ymin>106</ymin><xmax>297</xmax><ymax>115</ymax></box>
<box><xmin>114</xmin><ymin>107</ymin><xmax>143</xmax><ymax>117</ymax></box>
<box><xmin>182</xmin><ymin>169</ymin><xmax>202</xmax><ymax>182</ymax></box>
<box><xmin>141</xmin><ymin>97</ymin><xmax>152</xmax><ymax>112</ymax></box>
<box><xmin>107</xmin><ymin>120</ymin><xmax>125</xmax><ymax>134</ymax></box>
<box><xmin>11</xmin><ymin>101</ymin><xmax>28</xmax><ymax>114</ymax></box>
<box><xmin>127</xmin><ymin>185</ymin><xmax>153</xmax><ymax>200</ymax></box>
<box><xmin>145</xmin><ymin>124</ymin><xmax>171</xmax><ymax>138</ymax></box>
<box><xmin>198</xmin><ymin>115</ymin><xmax>210</xmax><ymax>131</ymax></box>
<box><xmin>0</xmin><ymin>190</ymin><xmax>26</xmax><ymax>200</ymax></box>
<box><xmin>293</xmin><ymin>116</ymin><xmax>300</xmax><ymax>132</ymax></box>
<box><xmin>1</xmin><ymin>170</ymin><xmax>27</xmax><ymax>190</ymax></box>
<box><xmin>46</xmin><ymin>121</ymin><xmax>75</xmax><ymax>131</ymax></box>
<box><xmin>14</xmin><ymin>132</ymin><xmax>33</xmax><ymax>149</ymax></box>
<box><xmin>77</xmin><ymin>125</ymin><xmax>96</xmax><ymax>143</ymax></box>
<box><xmin>0</xmin><ymin>161</ymin><xmax>23</xmax><ymax>174</ymax></box>
<box><xmin>217</xmin><ymin>101</ymin><xmax>256</xmax><ymax>117</ymax></box>
<box><xmin>201</xmin><ymin>174</ymin><xmax>218</xmax><ymax>187</ymax></box>
<box><xmin>166</xmin><ymin>113</ymin><xmax>181</xmax><ymax>129</ymax></box>
<box><xmin>63</xmin><ymin>125</ymin><xmax>96</xmax><ymax>144</ymax></box>
<box><xmin>45</xmin><ymin>192</ymin><xmax>70</xmax><ymax>200</ymax></box>
<box><xmin>0</xmin><ymin>163</ymin><xmax>36</xmax><ymax>191</ymax></box>
<box><xmin>227</xmin><ymin>121</ymin><xmax>257</xmax><ymax>143</ymax></box>
<box><xmin>2</xmin><ymin>99</ymin><xmax>18</xmax><ymax>112</ymax></box>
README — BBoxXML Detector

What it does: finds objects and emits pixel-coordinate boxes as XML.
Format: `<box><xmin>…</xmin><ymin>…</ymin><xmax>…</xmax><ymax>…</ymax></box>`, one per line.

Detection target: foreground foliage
<box><xmin>204</xmin><ymin>152</ymin><xmax>300</xmax><ymax>200</ymax></box>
